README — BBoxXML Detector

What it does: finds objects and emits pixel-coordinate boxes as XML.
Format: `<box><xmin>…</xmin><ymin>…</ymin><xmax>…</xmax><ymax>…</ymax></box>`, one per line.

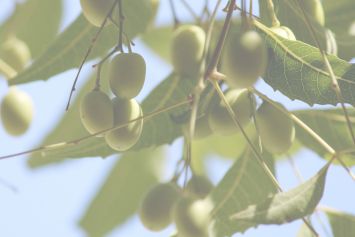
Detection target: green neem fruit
<box><xmin>208</xmin><ymin>89</ymin><xmax>255</xmax><ymax>136</ymax></box>
<box><xmin>105</xmin><ymin>97</ymin><xmax>143</xmax><ymax>151</ymax></box>
<box><xmin>139</xmin><ymin>183</ymin><xmax>181</xmax><ymax>232</ymax></box>
<box><xmin>224</xmin><ymin>30</ymin><xmax>267</xmax><ymax>88</ymax></box>
<box><xmin>108</xmin><ymin>53</ymin><xmax>146</xmax><ymax>99</ymax></box>
<box><xmin>270</xmin><ymin>26</ymin><xmax>296</xmax><ymax>41</ymax></box>
<box><xmin>80</xmin><ymin>0</ymin><xmax>115</xmax><ymax>27</ymax></box>
<box><xmin>0</xmin><ymin>36</ymin><xmax>31</xmax><ymax>72</ymax></box>
<box><xmin>0</xmin><ymin>87</ymin><xmax>34</xmax><ymax>136</ymax></box>
<box><xmin>183</xmin><ymin>114</ymin><xmax>212</xmax><ymax>140</ymax></box>
<box><xmin>300</xmin><ymin>0</ymin><xmax>325</xmax><ymax>26</ymax></box>
<box><xmin>186</xmin><ymin>175</ymin><xmax>213</xmax><ymax>199</ymax></box>
<box><xmin>80</xmin><ymin>90</ymin><xmax>114</xmax><ymax>136</ymax></box>
<box><xmin>171</xmin><ymin>25</ymin><xmax>206</xmax><ymax>78</ymax></box>
<box><xmin>173</xmin><ymin>197</ymin><xmax>214</xmax><ymax>237</ymax></box>
<box><xmin>256</xmin><ymin>101</ymin><xmax>295</xmax><ymax>154</ymax></box>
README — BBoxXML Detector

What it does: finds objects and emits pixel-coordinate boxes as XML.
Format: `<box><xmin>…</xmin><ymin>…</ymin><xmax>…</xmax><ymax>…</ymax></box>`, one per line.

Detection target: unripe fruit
<box><xmin>0</xmin><ymin>87</ymin><xmax>33</xmax><ymax>136</ymax></box>
<box><xmin>80</xmin><ymin>0</ymin><xmax>115</xmax><ymax>27</ymax></box>
<box><xmin>79</xmin><ymin>90</ymin><xmax>114</xmax><ymax>136</ymax></box>
<box><xmin>139</xmin><ymin>183</ymin><xmax>181</xmax><ymax>231</ymax></box>
<box><xmin>186</xmin><ymin>175</ymin><xmax>213</xmax><ymax>199</ymax></box>
<box><xmin>105</xmin><ymin>97</ymin><xmax>143</xmax><ymax>151</ymax></box>
<box><xmin>183</xmin><ymin>115</ymin><xmax>212</xmax><ymax>140</ymax></box>
<box><xmin>108</xmin><ymin>53</ymin><xmax>146</xmax><ymax>99</ymax></box>
<box><xmin>300</xmin><ymin>0</ymin><xmax>325</xmax><ymax>26</ymax></box>
<box><xmin>0</xmin><ymin>36</ymin><xmax>31</xmax><ymax>72</ymax></box>
<box><xmin>224</xmin><ymin>30</ymin><xmax>267</xmax><ymax>88</ymax></box>
<box><xmin>171</xmin><ymin>25</ymin><xmax>206</xmax><ymax>78</ymax></box>
<box><xmin>208</xmin><ymin>89</ymin><xmax>255</xmax><ymax>136</ymax></box>
<box><xmin>256</xmin><ymin>101</ymin><xmax>295</xmax><ymax>154</ymax></box>
<box><xmin>173</xmin><ymin>197</ymin><xmax>214</xmax><ymax>237</ymax></box>
<box><xmin>270</xmin><ymin>26</ymin><xmax>296</xmax><ymax>41</ymax></box>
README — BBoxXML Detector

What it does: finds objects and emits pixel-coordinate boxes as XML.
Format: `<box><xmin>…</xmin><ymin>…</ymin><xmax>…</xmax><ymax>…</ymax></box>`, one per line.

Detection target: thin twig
<box><xmin>65</xmin><ymin>0</ymin><xmax>118</xmax><ymax>111</ymax></box>
<box><xmin>0</xmin><ymin>99</ymin><xmax>191</xmax><ymax>160</ymax></box>
<box><xmin>169</xmin><ymin>0</ymin><xmax>179</xmax><ymax>27</ymax></box>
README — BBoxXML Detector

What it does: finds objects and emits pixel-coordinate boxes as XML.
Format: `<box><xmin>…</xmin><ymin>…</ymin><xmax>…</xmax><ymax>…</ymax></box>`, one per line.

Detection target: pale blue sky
<box><xmin>0</xmin><ymin>1</ymin><xmax>354</xmax><ymax>237</ymax></box>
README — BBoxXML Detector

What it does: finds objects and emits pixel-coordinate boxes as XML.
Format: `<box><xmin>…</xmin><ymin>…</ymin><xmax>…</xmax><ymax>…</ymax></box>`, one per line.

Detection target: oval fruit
<box><xmin>0</xmin><ymin>87</ymin><xmax>34</xmax><ymax>136</ymax></box>
<box><xmin>105</xmin><ymin>97</ymin><xmax>143</xmax><ymax>151</ymax></box>
<box><xmin>139</xmin><ymin>182</ymin><xmax>181</xmax><ymax>231</ymax></box>
<box><xmin>80</xmin><ymin>90</ymin><xmax>114</xmax><ymax>136</ymax></box>
<box><xmin>80</xmin><ymin>0</ymin><xmax>115</xmax><ymax>27</ymax></box>
<box><xmin>208</xmin><ymin>89</ymin><xmax>255</xmax><ymax>136</ymax></box>
<box><xmin>108</xmin><ymin>53</ymin><xmax>146</xmax><ymax>99</ymax></box>
<box><xmin>171</xmin><ymin>25</ymin><xmax>206</xmax><ymax>78</ymax></box>
<box><xmin>256</xmin><ymin>101</ymin><xmax>295</xmax><ymax>154</ymax></box>
<box><xmin>224</xmin><ymin>30</ymin><xmax>267</xmax><ymax>88</ymax></box>
<box><xmin>173</xmin><ymin>197</ymin><xmax>214</xmax><ymax>237</ymax></box>
<box><xmin>270</xmin><ymin>26</ymin><xmax>296</xmax><ymax>41</ymax></box>
<box><xmin>0</xmin><ymin>36</ymin><xmax>31</xmax><ymax>72</ymax></box>
<box><xmin>300</xmin><ymin>0</ymin><xmax>325</xmax><ymax>26</ymax></box>
<box><xmin>186</xmin><ymin>175</ymin><xmax>213</xmax><ymax>199</ymax></box>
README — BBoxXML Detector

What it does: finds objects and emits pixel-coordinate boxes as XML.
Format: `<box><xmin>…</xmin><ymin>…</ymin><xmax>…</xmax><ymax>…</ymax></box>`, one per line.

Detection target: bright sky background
<box><xmin>0</xmin><ymin>1</ymin><xmax>354</xmax><ymax>237</ymax></box>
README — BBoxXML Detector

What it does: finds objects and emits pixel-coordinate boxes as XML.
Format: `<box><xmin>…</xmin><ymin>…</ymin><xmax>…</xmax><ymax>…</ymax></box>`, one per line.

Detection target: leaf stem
<box><xmin>211</xmin><ymin>80</ymin><xmax>281</xmax><ymax>190</ymax></box>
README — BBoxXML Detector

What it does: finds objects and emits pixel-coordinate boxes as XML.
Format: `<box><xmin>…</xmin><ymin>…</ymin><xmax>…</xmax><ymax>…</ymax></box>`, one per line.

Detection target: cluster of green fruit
<box><xmin>172</xmin><ymin>24</ymin><xmax>295</xmax><ymax>154</ymax></box>
<box><xmin>0</xmin><ymin>36</ymin><xmax>33</xmax><ymax>136</ymax></box>
<box><xmin>139</xmin><ymin>175</ymin><xmax>215</xmax><ymax>237</ymax></box>
<box><xmin>80</xmin><ymin>52</ymin><xmax>146</xmax><ymax>151</ymax></box>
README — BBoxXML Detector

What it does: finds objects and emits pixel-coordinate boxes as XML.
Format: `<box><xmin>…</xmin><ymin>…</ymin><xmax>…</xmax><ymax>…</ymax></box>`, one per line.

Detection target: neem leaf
<box><xmin>257</xmin><ymin>22</ymin><xmax>355</xmax><ymax>106</ymax></box>
<box><xmin>229</xmin><ymin>163</ymin><xmax>329</xmax><ymax>227</ymax></box>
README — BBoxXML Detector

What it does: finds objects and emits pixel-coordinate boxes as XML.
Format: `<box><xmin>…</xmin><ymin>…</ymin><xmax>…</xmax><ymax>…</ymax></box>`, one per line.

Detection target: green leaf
<box><xmin>228</xmin><ymin>164</ymin><xmax>329</xmax><ymax>232</ymax></box>
<box><xmin>9</xmin><ymin>0</ymin><xmax>153</xmax><ymax>85</ymax></box>
<box><xmin>294</xmin><ymin>109</ymin><xmax>355</xmax><ymax>166</ymax></box>
<box><xmin>259</xmin><ymin>0</ymin><xmax>354</xmax><ymax>60</ymax></box>
<box><xmin>79</xmin><ymin>148</ymin><xmax>164</xmax><ymax>237</ymax></box>
<box><xmin>257</xmin><ymin>23</ymin><xmax>355</xmax><ymax>106</ymax></box>
<box><xmin>325</xmin><ymin>208</ymin><xmax>355</xmax><ymax>237</ymax></box>
<box><xmin>211</xmin><ymin>149</ymin><xmax>277</xmax><ymax>236</ymax></box>
<box><xmin>0</xmin><ymin>0</ymin><xmax>62</xmax><ymax>58</ymax></box>
<box><xmin>28</xmin><ymin>73</ymin><xmax>194</xmax><ymax>165</ymax></box>
<box><xmin>141</xmin><ymin>26</ymin><xmax>172</xmax><ymax>62</ymax></box>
